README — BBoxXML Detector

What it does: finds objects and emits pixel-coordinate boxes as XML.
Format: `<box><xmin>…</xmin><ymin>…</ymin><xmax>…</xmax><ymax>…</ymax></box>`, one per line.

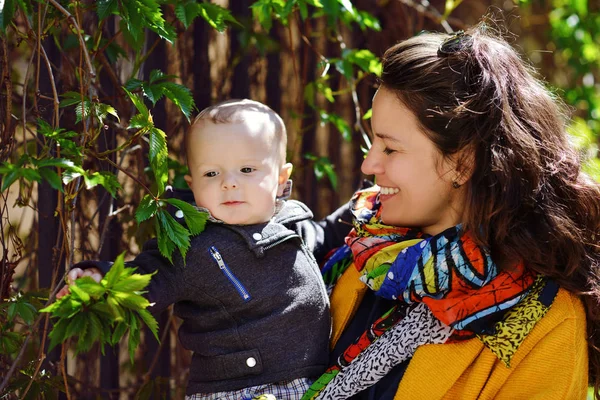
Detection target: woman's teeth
<box><xmin>380</xmin><ymin>186</ymin><xmax>399</xmax><ymax>195</ymax></box>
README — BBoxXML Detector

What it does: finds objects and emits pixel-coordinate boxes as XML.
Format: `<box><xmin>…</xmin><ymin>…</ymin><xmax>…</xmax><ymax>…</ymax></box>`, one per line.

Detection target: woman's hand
<box><xmin>56</xmin><ymin>267</ymin><xmax>103</xmax><ymax>299</ymax></box>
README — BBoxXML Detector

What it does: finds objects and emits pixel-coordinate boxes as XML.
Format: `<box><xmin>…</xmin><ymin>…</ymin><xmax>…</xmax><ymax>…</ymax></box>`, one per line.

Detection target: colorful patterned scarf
<box><xmin>304</xmin><ymin>187</ymin><xmax>545</xmax><ymax>399</ymax></box>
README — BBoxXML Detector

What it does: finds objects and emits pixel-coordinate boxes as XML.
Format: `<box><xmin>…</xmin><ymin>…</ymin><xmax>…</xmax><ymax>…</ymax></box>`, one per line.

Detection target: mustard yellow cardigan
<box><xmin>329</xmin><ymin>267</ymin><xmax>589</xmax><ymax>400</ymax></box>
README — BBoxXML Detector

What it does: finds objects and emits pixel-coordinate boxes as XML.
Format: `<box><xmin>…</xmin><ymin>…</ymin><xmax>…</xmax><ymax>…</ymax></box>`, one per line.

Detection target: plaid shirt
<box><xmin>186</xmin><ymin>378</ymin><xmax>311</xmax><ymax>400</ymax></box>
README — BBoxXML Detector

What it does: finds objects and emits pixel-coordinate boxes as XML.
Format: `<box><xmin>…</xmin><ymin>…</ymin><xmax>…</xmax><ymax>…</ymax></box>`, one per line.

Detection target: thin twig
<box><xmin>102</xmin><ymin>155</ymin><xmax>154</xmax><ymax>197</ymax></box>
<box><xmin>0</xmin><ymin>273</ymin><xmax>67</xmax><ymax>393</ymax></box>
<box><xmin>47</xmin><ymin>0</ymin><xmax>96</xmax><ymax>80</ymax></box>
<box><xmin>83</xmin><ymin>145</ymin><xmax>141</xmax><ymax>236</ymax></box>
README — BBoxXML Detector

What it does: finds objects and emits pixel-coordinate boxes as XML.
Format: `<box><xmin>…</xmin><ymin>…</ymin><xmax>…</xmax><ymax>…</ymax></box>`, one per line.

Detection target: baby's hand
<box><xmin>56</xmin><ymin>267</ymin><xmax>103</xmax><ymax>299</ymax></box>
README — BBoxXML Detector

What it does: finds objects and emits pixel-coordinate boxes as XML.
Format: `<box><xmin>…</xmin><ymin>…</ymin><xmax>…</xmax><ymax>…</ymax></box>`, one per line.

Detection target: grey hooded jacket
<box><xmin>80</xmin><ymin>199</ymin><xmax>352</xmax><ymax>395</ymax></box>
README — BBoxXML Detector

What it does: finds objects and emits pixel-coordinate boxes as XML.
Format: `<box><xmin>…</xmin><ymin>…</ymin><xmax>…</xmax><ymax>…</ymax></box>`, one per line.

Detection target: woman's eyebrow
<box><xmin>375</xmin><ymin>132</ymin><xmax>401</xmax><ymax>143</ymax></box>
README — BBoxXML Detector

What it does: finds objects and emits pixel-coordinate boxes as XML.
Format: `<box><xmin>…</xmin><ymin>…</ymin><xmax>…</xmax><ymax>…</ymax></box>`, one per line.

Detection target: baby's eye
<box><xmin>382</xmin><ymin>147</ymin><xmax>396</xmax><ymax>155</ymax></box>
<box><xmin>204</xmin><ymin>171</ymin><xmax>218</xmax><ymax>177</ymax></box>
<box><xmin>240</xmin><ymin>167</ymin><xmax>255</xmax><ymax>173</ymax></box>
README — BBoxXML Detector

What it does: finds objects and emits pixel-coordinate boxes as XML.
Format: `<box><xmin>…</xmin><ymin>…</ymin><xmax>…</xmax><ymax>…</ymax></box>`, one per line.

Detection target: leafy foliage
<box><xmin>40</xmin><ymin>254</ymin><xmax>157</xmax><ymax>362</ymax></box>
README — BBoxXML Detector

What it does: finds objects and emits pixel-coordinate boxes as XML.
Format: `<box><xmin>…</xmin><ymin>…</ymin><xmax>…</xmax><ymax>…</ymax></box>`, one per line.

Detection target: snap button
<box><xmin>252</xmin><ymin>233</ymin><xmax>262</xmax><ymax>240</ymax></box>
<box><xmin>246</xmin><ymin>357</ymin><xmax>257</xmax><ymax>368</ymax></box>
<box><xmin>175</xmin><ymin>210</ymin><xmax>184</xmax><ymax>219</ymax></box>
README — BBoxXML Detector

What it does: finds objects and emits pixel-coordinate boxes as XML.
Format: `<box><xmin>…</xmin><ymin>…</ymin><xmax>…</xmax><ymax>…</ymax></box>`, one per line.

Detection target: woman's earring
<box><xmin>452</xmin><ymin>181</ymin><xmax>461</xmax><ymax>189</ymax></box>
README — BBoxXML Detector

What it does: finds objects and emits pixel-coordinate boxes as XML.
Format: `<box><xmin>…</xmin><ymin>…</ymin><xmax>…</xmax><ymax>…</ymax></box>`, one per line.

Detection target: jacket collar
<box><xmin>209</xmin><ymin>200</ymin><xmax>313</xmax><ymax>258</ymax></box>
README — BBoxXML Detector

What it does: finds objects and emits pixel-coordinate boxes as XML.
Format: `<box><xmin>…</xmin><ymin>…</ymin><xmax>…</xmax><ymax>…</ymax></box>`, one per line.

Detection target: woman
<box><xmin>304</xmin><ymin>23</ymin><xmax>600</xmax><ymax>399</ymax></box>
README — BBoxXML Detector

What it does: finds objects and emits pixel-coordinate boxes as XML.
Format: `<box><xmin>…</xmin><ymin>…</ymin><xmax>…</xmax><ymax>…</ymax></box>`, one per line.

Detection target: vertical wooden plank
<box><xmin>298</xmin><ymin>18</ymin><xmax>319</xmax><ymax>214</ymax></box>
<box><xmin>36</xmin><ymin>36</ymin><xmax>64</xmax><ymax>392</ymax></box>
<box><xmin>193</xmin><ymin>19</ymin><xmax>212</xmax><ymax>112</ymax></box>
<box><xmin>96</xmin><ymin>14</ymin><xmax>121</xmax><ymax>399</ymax></box>
<box><xmin>228</xmin><ymin>0</ymin><xmax>251</xmax><ymax>99</ymax></box>
<box><xmin>266</xmin><ymin>25</ymin><xmax>282</xmax><ymax>115</ymax></box>
<box><xmin>141</xmin><ymin>30</ymin><xmax>171</xmax><ymax>399</ymax></box>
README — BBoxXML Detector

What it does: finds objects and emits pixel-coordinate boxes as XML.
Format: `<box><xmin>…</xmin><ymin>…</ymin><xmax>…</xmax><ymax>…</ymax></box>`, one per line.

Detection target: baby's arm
<box><xmin>56</xmin><ymin>239</ymin><xmax>185</xmax><ymax>314</ymax></box>
<box><xmin>299</xmin><ymin>201</ymin><xmax>354</xmax><ymax>264</ymax></box>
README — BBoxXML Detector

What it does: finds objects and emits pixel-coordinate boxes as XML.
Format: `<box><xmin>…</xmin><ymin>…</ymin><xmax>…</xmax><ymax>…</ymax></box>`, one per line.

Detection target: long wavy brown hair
<box><xmin>380</xmin><ymin>22</ymin><xmax>600</xmax><ymax>396</ymax></box>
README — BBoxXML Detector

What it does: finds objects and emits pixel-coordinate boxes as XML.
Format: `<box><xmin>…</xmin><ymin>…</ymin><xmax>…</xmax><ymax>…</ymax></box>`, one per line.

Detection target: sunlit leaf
<box><xmin>165</xmin><ymin>198</ymin><xmax>208</xmax><ymax>236</ymax></box>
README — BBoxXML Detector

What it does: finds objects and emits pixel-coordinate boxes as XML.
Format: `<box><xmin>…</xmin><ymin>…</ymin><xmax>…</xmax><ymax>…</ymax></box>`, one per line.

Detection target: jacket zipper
<box><xmin>208</xmin><ymin>246</ymin><xmax>252</xmax><ymax>302</ymax></box>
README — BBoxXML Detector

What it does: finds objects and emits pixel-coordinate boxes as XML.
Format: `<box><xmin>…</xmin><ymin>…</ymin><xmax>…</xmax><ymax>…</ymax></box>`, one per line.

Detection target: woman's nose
<box><xmin>361</xmin><ymin>149</ymin><xmax>384</xmax><ymax>176</ymax></box>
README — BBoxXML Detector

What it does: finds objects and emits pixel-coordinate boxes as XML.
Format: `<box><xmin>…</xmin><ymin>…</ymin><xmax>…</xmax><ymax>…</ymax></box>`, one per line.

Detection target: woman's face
<box><xmin>361</xmin><ymin>87</ymin><xmax>468</xmax><ymax>235</ymax></box>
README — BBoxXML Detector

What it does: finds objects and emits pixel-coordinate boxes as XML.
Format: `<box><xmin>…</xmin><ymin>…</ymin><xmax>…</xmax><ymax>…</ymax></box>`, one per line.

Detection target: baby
<box><xmin>60</xmin><ymin>99</ymin><xmax>333</xmax><ymax>399</ymax></box>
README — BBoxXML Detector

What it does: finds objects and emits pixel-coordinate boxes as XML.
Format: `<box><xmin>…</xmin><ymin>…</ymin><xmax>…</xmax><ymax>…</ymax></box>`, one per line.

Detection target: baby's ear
<box><xmin>278</xmin><ymin>163</ymin><xmax>293</xmax><ymax>184</ymax></box>
<box><xmin>184</xmin><ymin>174</ymin><xmax>193</xmax><ymax>188</ymax></box>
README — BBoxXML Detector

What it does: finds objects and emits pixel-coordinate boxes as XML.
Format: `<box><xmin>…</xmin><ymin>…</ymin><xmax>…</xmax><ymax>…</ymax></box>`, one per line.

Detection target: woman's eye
<box><xmin>241</xmin><ymin>167</ymin><xmax>255</xmax><ymax>173</ymax></box>
<box><xmin>204</xmin><ymin>171</ymin><xmax>217</xmax><ymax>177</ymax></box>
<box><xmin>382</xmin><ymin>147</ymin><xmax>396</xmax><ymax>155</ymax></box>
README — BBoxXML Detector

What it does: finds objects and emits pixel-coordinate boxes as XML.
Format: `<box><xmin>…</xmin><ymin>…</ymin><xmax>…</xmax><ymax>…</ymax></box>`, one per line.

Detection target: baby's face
<box><xmin>185</xmin><ymin>118</ymin><xmax>290</xmax><ymax>225</ymax></box>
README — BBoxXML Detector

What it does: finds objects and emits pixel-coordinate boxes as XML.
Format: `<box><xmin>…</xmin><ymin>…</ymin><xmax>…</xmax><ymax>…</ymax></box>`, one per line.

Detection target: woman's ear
<box><xmin>450</xmin><ymin>149</ymin><xmax>475</xmax><ymax>187</ymax></box>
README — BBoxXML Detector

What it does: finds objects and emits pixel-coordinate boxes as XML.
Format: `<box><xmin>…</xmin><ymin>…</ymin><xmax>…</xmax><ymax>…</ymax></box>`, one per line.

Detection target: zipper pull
<box><xmin>209</xmin><ymin>246</ymin><xmax>225</xmax><ymax>269</ymax></box>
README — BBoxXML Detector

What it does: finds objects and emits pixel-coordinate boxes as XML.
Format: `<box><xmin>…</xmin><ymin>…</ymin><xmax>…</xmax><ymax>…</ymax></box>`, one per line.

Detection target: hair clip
<box><xmin>438</xmin><ymin>31</ymin><xmax>471</xmax><ymax>56</ymax></box>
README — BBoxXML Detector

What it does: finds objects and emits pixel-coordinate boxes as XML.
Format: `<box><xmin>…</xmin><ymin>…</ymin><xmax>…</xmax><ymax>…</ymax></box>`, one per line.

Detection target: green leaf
<box><xmin>103</xmin><ymin>253</ymin><xmax>125</xmax><ymax>289</ymax></box>
<box><xmin>9</xmin><ymin>300</ymin><xmax>37</xmax><ymax>325</ymax></box>
<box><xmin>15</xmin><ymin>0</ymin><xmax>31</xmax><ymax>17</ymax></box>
<box><xmin>175</xmin><ymin>2</ymin><xmax>194</xmax><ymax>29</ymax></box>
<box><xmin>36</xmin><ymin>158</ymin><xmax>76</xmax><ymax>169</ymax></box>
<box><xmin>149</xmin><ymin>128</ymin><xmax>169</xmax><ymax>195</ymax></box>
<box><xmin>112</xmin><ymin>272</ymin><xmax>153</xmax><ymax>292</ymax></box>
<box><xmin>320</xmin><ymin>111</ymin><xmax>352</xmax><ymax>142</ymax></box>
<box><xmin>0</xmin><ymin>0</ymin><xmax>16</xmax><ymax>33</ymax></box>
<box><xmin>75</xmin><ymin>277</ymin><xmax>106</xmax><ymax>298</ymax></box>
<box><xmin>165</xmin><ymin>198</ymin><xmax>208</xmax><ymax>236</ymax></box>
<box><xmin>62</xmin><ymin>170</ymin><xmax>82</xmax><ymax>185</ymax></box>
<box><xmin>343</xmin><ymin>49</ymin><xmax>382</xmax><ymax>76</ymax></box>
<box><xmin>136</xmin><ymin>194</ymin><xmax>160</xmax><ymax>223</ymax></box>
<box><xmin>90</xmin><ymin>302</ymin><xmax>114</xmax><ymax>318</ymax></box>
<box><xmin>137</xmin><ymin>308</ymin><xmax>159</xmax><ymax>342</ymax></box>
<box><xmin>39</xmin><ymin>168</ymin><xmax>64</xmax><ymax>192</ymax></box>
<box><xmin>159</xmin><ymin>82</ymin><xmax>195</xmax><ymax>121</ymax></box>
<box><xmin>95</xmin><ymin>103</ymin><xmax>120</xmax><ymax>123</ymax></box>
<box><xmin>198</xmin><ymin>2</ymin><xmax>239</xmax><ymax>32</ymax></box>
<box><xmin>83</xmin><ymin>171</ymin><xmax>122</xmax><ymax>197</ymax></box>
<box><xmin>129</xmin><ymin>114</ymin><xmax>151</xmax><ymax>130</ymax></box>
<box><xmin>128</xmin><ymin>315</ymin><xmax>141</xmax><ymax>362</ymax></box>
<box><xmin>20</xmin><ymin>168</ymin><xmax>41</xmax><ymax>183</ymax></box>
<box><xmin>124</xmin><ymin>78</ymin><xmax>144</xmax><ymax>91</ymax></box>
<box><xmin>59</xmin><ymin>91</ymin><xmax>87</xmax><ymax>107</ymax></box>
<box><xmin>68</xmin><ymin>284</ymin><xmax>91</xmax><ymax>304</ymax></box>
<box><xmin>0</xmin><ymin>331</ymin><xmax>22</xmax><ymax>354</ymax></box>
<box><xmin>157</xmin><ymin>209</ymin><xmax>190</xmax><ymax>259</ymax></box>
<box><xmin>111</xmin><ymin>321</ymin><xmax>128</xmax><ymax>345</ymax></box>
<box><xmin>76</xmin><ymin>317</ymin><xmax>95</xmax><ymax>354</ymax></box>
<box><xmin>141</xmin><ymin>83</ymin><xmax>164</xmax><ymax>105</ymax></box>
<box><xmin>0</xmin><ymin>165</ymin><xmax>19</xmax><ymax>191</ymax></box>
<box><xmin>362</xmin><ymin>108</ymin><xmax>372</xmax><ymax>120</ymax></box>
<box><xmin>251</xmin><ymin>0</ymin><xmax>274</xmax><ymax>31</ymax></box>
<box><xmin>123</xmin><ymin>87</ymin><xmax>149</xmax><ymax>119</ymax></box>
<box><xmin>113</xmin><ymin>292</ymin><xmax>149</xmax><ymax>310</ymax></box>
<box><xmin>155</xmin><ymin>218</ymin><xmax>175</xmax><ymax>263</ymax></box>
<box><xmin>97</xmin><ymin>0</ymin><xmax>118</xmax><ymax>20</ymax></box>
<box><xmin>65</xmin><ymin>313</ymin><xmax>88</xmax><ymax>340</ymax></box>
<box><xmin>337</xmin><ymin>0</ymin><xmax>355</xmax><ymax>15</ymax></box>
<box><xmin>106</xmin><ymin>294</ymin><xmax>125</xmax><ymax>321</ymax></box>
